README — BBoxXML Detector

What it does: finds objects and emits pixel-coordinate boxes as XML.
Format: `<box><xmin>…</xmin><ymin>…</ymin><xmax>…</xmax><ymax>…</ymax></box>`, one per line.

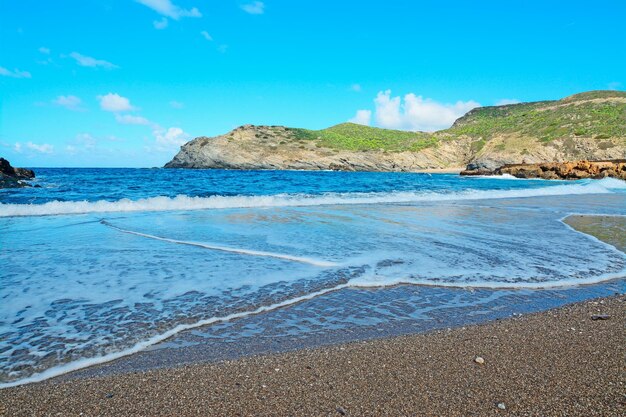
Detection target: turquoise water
<box><xmin>1</xmin><ymin>169</ymin><xmax>625</xmax><ymax>386</ymax></box>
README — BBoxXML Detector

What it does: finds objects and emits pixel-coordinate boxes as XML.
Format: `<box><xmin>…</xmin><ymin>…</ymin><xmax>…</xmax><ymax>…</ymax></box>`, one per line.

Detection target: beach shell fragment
<box><xmin>474</xmin><ymin>356</ymin><xmax>485</xmax><ymax>364</ymax></box>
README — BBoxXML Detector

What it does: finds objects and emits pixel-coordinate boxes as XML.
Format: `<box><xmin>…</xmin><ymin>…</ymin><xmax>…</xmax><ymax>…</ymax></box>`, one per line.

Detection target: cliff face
<box><xmin>165</xmin><ymin>90</ymin><xmax>626</xmax><ymax>171</ymax></box>
<box><xmin>165</xmin><ymin>125</ymin><xmax>473</xmax><ymax>171</ymax></box>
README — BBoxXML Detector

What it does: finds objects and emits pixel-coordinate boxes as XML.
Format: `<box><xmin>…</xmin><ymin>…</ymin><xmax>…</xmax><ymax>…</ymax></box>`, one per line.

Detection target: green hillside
<box><xmin>283</xmin><ymin>90</ymin><xmax>626</xmax><ymax>152</ymax></box>
<box><xmin>286</xmin><ymin>124</ymin><xmax>437</xmax><ymax>152</ymax></box>
<box><xmin>446</xmin><ymin>90</ymin><xmax>626</xmax><ymax>142</ymax></box>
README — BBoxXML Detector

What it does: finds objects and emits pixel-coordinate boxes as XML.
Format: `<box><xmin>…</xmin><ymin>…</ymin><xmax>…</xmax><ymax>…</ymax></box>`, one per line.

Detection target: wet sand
<box><xmin>563</xmin><ymin>214</ymin><xmax>626</xmax><ymax>252</ymax></box>
<box><xmin>1</xmin><ymin>295</ymin><xmax>624</xmax><ymax>416</ymax></box>
<box><xmin>2</xmin><ymin>213</ymin><xmax>624</xmax><ymax>416</ymax></box>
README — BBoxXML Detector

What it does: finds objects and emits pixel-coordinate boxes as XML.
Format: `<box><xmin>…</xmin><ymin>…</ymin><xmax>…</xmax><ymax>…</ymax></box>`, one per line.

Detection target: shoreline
<box><xmin>1</xmin><ymin>294</ymin><xmax>624</xmax><ymax>416</ymax></box>
<box><xmin>1</xmin><ymin>214</ymin><xmax>624</xmax><ymax>390</ymax></box>
<box><xmin>0</xmin><ymin>214</ymin><xmax>626</xmax><ymax>415</ymax></box>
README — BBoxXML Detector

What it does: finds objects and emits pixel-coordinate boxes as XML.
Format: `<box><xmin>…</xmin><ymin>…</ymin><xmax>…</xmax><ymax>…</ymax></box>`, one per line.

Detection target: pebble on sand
<box><xmin>474</xmin><ymin>356</ymin><xmax>485</xmax><ymax>365</ymax></box>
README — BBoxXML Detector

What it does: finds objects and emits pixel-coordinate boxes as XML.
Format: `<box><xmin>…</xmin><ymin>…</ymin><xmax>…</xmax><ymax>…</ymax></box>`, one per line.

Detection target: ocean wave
<box><xmin>0</xmin><ymin>282</ymin><xmax>352</xmax><ymax>389</ymax></box>
<box><xmin>0</xmin><ymin>178</ymin><xmax>623</xmax><ymax>217</ymax></box>
<box><xmin>3</xmin><ymin>261</ymin><xmax>625</xmax><ymax>389</ymax></box>
<box><xmin>101</xmin><ymin>220</ymin><xmax>337</xmax><ymax>267</ymax></box>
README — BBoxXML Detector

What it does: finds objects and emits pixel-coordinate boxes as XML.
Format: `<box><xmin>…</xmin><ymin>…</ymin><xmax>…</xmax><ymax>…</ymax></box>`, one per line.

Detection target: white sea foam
<box><xmin>2</xmin><ymin>177</ymin><xmax>624</xmax><ymax>388</ymax></box>
<box><xmin>3</xmin><ymin>257</ymin><xmax>624</xmax><ymax>389</ymax></box>
<box><xmin>347</xmin><ymin>270</ymin><xmax>626</xmax><ymax>290</ymax></box>
<box><xmin>101</xmin><ymin>221</ymin><xmax>337</xmax><ymax>267</ymax></box>
<box><xmin>0</xmin><ymin>178</ymin><xmax>623</xmax><ymax>217</ymax></box>
<box><xmin>469</xmin><ymin>173</ymin><xmax>549</xmax><ymax>180</ymax></box>
<box><xmin>0</xmin><ymin>282</ymin><xmax>352</xmax><ymax>389</ymax></box>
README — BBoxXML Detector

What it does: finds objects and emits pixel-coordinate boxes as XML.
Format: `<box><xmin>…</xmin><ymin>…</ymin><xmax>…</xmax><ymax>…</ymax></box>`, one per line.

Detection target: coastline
<box><xmin>1</xmin><ymin>294</ymin><xmax>624</xmax><ymax>416</ymax></box>
<box><xmin>2</xmin><ymin>210</ymin><xmax>625</xmax><ymax>415</ymax></box>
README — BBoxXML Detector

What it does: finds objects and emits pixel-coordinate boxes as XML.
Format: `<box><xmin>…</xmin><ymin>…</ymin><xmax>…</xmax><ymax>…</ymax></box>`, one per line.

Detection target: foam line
<box><xmin>3</xmin><ymin>264</ymin><xmax>624</xmax><ymax>389</ymax></box>
<box><xmin>3</xmin><ymin>258</ymin><xmax>625</xmax><ymax>388</ymax></box>
<box><xmin>0</xmin><ymin>177</ymin><xmax>623</xmax><ymax>217</ymax></box>
<box><xmin>0</xmin><ymin>282</ymin><xmax>352</xmax><ymax>389</ymax></box>
<box><xmin>101</xmin><ymin>220</ymin><xmax>337</xmax><ymax>267</ymax></box>
<box><xmin>347</xmin><ymin>271</ymin><xmax>626</xmax><ymax>290</ymax></box>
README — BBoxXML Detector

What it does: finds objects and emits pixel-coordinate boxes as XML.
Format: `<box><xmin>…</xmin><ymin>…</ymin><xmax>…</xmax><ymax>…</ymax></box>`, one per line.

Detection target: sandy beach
<box><xmin>3</xmin><ymin>1</ymin><xmax>626</xmax><ymax>415</ymax></box>
<box><xmin>1</xmin><ymin>294</ymin><xmax>623</xmax><ymax>416</ymax></box>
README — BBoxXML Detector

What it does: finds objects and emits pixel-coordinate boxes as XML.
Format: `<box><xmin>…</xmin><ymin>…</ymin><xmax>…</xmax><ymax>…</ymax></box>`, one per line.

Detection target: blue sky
<box><xmin>1</xmin><ymin>0</ymin><xmax>625</xmax><ymax>167</ymax></box>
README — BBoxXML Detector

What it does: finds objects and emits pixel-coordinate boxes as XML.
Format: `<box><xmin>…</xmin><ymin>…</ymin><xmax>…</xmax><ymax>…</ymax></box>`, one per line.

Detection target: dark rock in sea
<box><xmin>0</xmin><ymin>157</ymin><xmax>36</xmax><ymax>188</ymax></box>
<box><xmin>461</xmin><ymin>160</ymin><xmax>626</xmax><ymax>180</ymax></box>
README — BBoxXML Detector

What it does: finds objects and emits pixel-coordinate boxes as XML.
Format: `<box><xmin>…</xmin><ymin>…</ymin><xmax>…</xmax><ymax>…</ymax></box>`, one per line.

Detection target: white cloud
<box><xmin>74</xmin><ymin>133</ymin><xmax>97</xmax><ymax>151</ymax></box>
<box><xmin>98</xmin><ymin>93</ymin><xmax>136</xmax><ymax>112</ymax></box>
<box><xmin>115</xmin><ymin>114</ymin><xmax>150</xmax><ymax>125</ymax></box>
<box><xmin>153</xmin><ymin>17</ymin><xmax>169</xmax><ymax>29</ymax></box>
<box><xmin>53</xmin><ymin>95</ymin><xmax>83</xmax><ymax>111</ymax></box>
<box><xmin>495</xmin><ymin>98</ymin><xmax>521</xmax><ymax>106</ymax></box>
<box><xmin>241</xmin><ymin>1</ymin><xmax>265</xmax><ymax>14</ymax></box>
<box><xmin>200</xmin><ymin>30</ymin><xmax>213</xmax><ymax>41</ymax></box>
<box><xmin>13</xmin><ymin>143</ymin><xmax>22</xmax><ymax>153</ymax></box>
<box><xmin>373</xmin><ymin>91</ymin><xmax>403</xmax><ymax>129</ymax></box>
<box><xmin>367</xmin><ymin>90</ymin><xmax>479</xmax><ymax>132</ymax></box>
<box><xmin>153</xmin><ymin>126</ymin><xmax>189</xmax><ymax>147</ymax></box>
<box><xmin>69</xmin><ymin>52</ymin><xmax>118</xmax><ymax>69</ymax></box>
<box><xmin>24</xmin><ymin>142</ymin><xmax>54</xmax><ymax>154</ymax></box>
<box><xmin>136</xmin><ymin>0</ymin><xmax>201</xmax><ymax>19</ymax></box>
<box><xmin>170</xmin><ymin>100</ymin><xmax>184</xmax><ymax>109</ymax></box>
<box><xmin>63</xmin><ymin>133</ymin><xmax>97</xmax><ymax>155</ymax></box>
<box><xmin>350</xmin><ymin>84</ymin><xmax>362</xmax><ymax>92</ymax></box>
<box><xmin>608</xmin><ymin>81</ymin><xmax>622</xmax><ymax>90</ymax></box>
<box><xmin>0</xmin><ymin>67</ymin><xmax>32</xmax><ymax>78</ymax></box>
<box><xmin>348</xmin><ymin>110</ymin><xmax>372</xmax><ymax>126</ymax></box>
<box><xmin>37</xmin><ymin>48</ymin><xmax>53</xmax><ymax>65</ymax></box>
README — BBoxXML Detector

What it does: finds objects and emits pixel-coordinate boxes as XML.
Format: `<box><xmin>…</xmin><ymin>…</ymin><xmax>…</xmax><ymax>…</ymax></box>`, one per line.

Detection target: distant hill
<box><xmin>165</xmin><ymin>90</ymin><xmax>626</xmax><ymax>171</ymax></box>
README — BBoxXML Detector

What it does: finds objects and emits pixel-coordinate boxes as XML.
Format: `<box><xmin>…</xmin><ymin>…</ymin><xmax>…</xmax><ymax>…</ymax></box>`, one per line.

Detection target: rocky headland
<box><xmin>165</xmin><ymin>90</ymin><xmax>626</xmax><ymax>172</ymax></box>
<box><xmin>460</xmin><ymin>160</ymin><xmax>626</xmax><ymax>180</ymax></box>
<box><xmin>0</xmin><ymin>158</ymin><xmax>35</xmax><ymax>188</ymax></box>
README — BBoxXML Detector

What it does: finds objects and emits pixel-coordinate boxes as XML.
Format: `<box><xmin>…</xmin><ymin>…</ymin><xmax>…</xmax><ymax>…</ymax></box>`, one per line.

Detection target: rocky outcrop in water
<box><xmin>460</xmin><ymin>160</ymin><xmax>626</xmax><ymax>180</ymax></box>
<box><xmin>0</xmin><ymin>158</ymin><xmax>35</xmax><ymax>188</ymax></box>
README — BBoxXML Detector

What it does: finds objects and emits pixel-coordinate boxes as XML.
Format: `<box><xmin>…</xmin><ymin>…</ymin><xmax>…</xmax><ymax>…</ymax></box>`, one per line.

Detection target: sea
<box><xmin>1</xmin><ymin>168</ymin><xmax>625</xmax><ymax>387</ymax></box>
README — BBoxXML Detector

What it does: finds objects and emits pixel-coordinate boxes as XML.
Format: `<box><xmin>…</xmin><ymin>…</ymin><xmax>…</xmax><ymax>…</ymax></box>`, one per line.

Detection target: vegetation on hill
<box><xmin>283</xmin><ymin>90</ymin><xmax>626</xmax><ymax>152</ymax></box>
<box><xmin>167</xmin><ymin>90</ymin><xmax>626</xmax><ymax>172</ymax></box>
<box><xmin>447</xmin><ymin>90</ymin><xmax>626</xmax><ymax>143</ymax></box>
<box><xmin>286</xmin><ymin>124</ymin><xmax>437</xmax><ymax>152</ymax></box>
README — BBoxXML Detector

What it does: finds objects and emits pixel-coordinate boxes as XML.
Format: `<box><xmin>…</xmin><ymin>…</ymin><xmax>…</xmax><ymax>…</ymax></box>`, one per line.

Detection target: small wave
<box><xmin>598</xmin><ymin>177</ymin><xmax>626</xmax><ymax>189</ymax></box>
<box><xmin>3</xmin><ymin>259</ymin><xmax>625</xmax><ymax>388</ymax></box>
<box><xmin>347</xmin><ymin>270</ymin><xmax>626</xmax><ymax>290</ymax></box>
<box><xmin>0</xmin><ymin>282</ymin><xmax>352</xmax><ymax>389</ymax></box>
<box><xmin>101</xmin><ymin>220</ymin><xmax>337</xmax><ymax>267</ymax></box>
<box><xmin>0</xmin><ymin>178</ymin><xmax>622</xmax><ymax>217</ymax></box>
<box><xmin>469</xmin><ymin>173</ymin><xmax>555</xmax><ymax>181</ymax></box>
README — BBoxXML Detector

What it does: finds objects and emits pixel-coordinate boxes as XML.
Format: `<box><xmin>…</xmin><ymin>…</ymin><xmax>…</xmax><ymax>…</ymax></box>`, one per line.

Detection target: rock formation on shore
<box><xmin>460</xmin><ymin>160</ymin><xmax>626</xmax><ymax>180</ymax></box>
<box><xmin>165</xmin><ymin>90</ymin><xmax>626</xmax><ymax>172</ymax></box>
<box><xmin>0</xmin><ymin>158</ymin><xmax>35</xmax><ymax>188</ymax></box>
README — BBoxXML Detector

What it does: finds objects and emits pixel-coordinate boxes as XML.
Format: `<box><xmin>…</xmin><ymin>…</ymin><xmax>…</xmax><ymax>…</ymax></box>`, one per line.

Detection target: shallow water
<box><xmin>1</xmin><ymin>169</ymin><xmax>625</xmax><ymax>386</ymax></box>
